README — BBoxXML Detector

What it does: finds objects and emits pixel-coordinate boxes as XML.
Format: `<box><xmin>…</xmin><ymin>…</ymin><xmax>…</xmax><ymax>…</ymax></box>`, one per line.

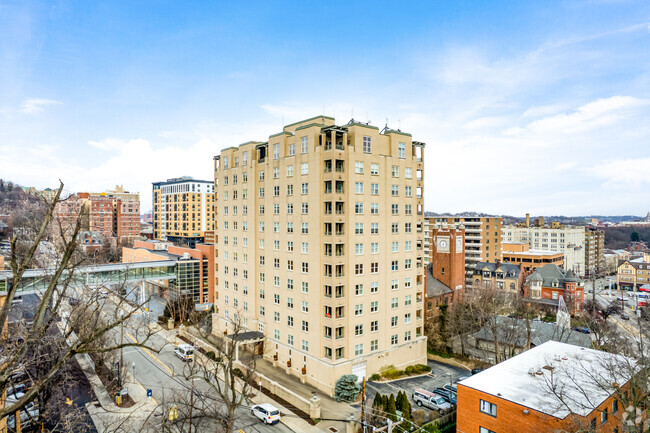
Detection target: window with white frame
<box><xmin>355</xmin><ymin>161</ymin><xmax>364</xmax><ymax>174</ymax></box>
<box><xmin>363</xmin><ymin>136</ymin><xmax>371</xmax><ymax>153</ymax></box>
<box><xmin>301</xmin><ymin>136</ymin><xmax>308</xmax><ymax>154</ymax></box>
<box><xmin>480</xmin><ymin>400</ymin><xmax>497</xmax><ymax>417</ymax></box>
<box><xmin>301</xmin><ymin>163</ymin><xmax>308</xmax><ymax>175</ymax></box>
<box><xmin>371</xmin><ymin>163</ymin><xmax>379</xmax><ymax>175</ymax></box>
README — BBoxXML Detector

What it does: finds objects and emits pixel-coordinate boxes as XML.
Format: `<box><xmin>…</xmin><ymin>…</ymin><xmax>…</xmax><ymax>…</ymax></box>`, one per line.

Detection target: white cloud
<box><xmin>463</xmin><ymin>116</ymin><xmax>509</xmax><ymax>130</ymax></box>
<box><xmin>587</xmin><ymin>157</ymin><xmax>650</xmax><ymax>188</ymax></box>
<box><xmin>19</xmin><ymin>98</ymin><xmax>62</xmax><ymax>114</ymax></box>
<box><xmin>521</xmin><ymin>96</ymin><xmax>649</xmax><ymax>134</ymax></box>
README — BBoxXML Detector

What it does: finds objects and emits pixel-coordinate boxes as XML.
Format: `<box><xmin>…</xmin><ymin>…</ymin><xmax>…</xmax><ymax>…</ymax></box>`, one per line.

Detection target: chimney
<box><xmin>525</xmin><ymin>213</ymin><xmax>530</xmax><ymax>227</ymax></box>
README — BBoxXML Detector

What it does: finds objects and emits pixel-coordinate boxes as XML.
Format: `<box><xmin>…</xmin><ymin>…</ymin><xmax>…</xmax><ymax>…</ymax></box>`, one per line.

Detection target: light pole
<box><xmin>119</xmin><ymin>311</ymin><xmax>124</xmax><ymax>390</ymax></box>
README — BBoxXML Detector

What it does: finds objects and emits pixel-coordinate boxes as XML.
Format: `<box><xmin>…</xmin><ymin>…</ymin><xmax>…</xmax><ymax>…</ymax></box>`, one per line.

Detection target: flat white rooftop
<box><xmin>458</xmin><ymin>340</ymin><xmax>633</xmax><ymax>418</ymax></box>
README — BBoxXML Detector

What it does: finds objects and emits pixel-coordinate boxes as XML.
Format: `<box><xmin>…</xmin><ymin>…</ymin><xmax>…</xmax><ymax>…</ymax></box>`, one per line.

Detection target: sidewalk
<box><xmin>79</xmin><ymin>351</ymin><xmax>160</xmax><ymax>432</ymax></box>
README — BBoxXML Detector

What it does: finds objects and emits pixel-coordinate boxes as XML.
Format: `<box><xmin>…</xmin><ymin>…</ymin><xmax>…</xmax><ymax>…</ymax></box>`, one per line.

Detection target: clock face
<box><xmin>440</xmin><ymin>240</ymin><xmax>448</xmax><ymax>249</ymax></box>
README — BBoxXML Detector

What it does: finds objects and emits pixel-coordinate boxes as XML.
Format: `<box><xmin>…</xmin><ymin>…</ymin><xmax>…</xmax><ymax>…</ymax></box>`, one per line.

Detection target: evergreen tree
<box><xmin>386</xmin><ymin>393</ymin><xmax>398</xmax><ymax>421</ymax></box>
<box><xmin>334</xmin><ymin>374</ymin><xmax>361</xmax><ymax>402</ymax></box>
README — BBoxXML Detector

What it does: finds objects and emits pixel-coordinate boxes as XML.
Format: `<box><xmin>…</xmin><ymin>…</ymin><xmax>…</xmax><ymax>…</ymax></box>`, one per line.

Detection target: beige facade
<box><xmin>212</xmin><ymin>116</ymin><xmax>427</xmax><ymax>395</ymax></box>
<box><xmin>425</xmin><ymin>216</ymin><xmax>502</xmax><ymax>285</ymax></box>
<box><xmin>617</xmin><ymin>253</ymin><xmax>650</xmax><ymax>290</ymax></box>
<box><xmin>152</xmin><ymin>177</ymin><xmax>214</xmax><ymax>247</ymax></box>
<box><xmin>584</xmin><ymin>228</ymin><xmax>605</xmax><ymax>277</ymax></box>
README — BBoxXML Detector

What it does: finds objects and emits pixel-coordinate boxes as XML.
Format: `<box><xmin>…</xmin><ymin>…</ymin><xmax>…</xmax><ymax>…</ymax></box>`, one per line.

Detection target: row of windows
<box><xmin>354</xmin><ymin>161</ymin><xmax>414</xmax><ymax>178</ymax></box>
<box><xmin>223</xmin><ymin>163</ymin><xmax>311</xmax><ymax>183</ymax></box>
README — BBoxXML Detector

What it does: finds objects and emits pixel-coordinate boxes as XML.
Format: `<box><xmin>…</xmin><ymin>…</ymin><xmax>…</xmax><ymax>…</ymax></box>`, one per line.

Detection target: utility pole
<box><xmin>119</xmin><ymin>311</ymin><xmax>124</xmax><ymax>391</ymax></box>
<box><xmin>188</xmin><ymin>374</ymin><xmax>194</xmax><ymax>433</ymax></box>
<box><xmin>361</xmin><ymin>377</ymin><xmax>366</xmax><ymax>433</ymax></box>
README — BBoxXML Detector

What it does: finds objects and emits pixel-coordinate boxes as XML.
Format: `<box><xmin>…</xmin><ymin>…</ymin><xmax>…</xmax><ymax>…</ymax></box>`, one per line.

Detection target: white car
<box><xmin>251</xmin><ymin>403</ymin><xmax>281</xmax><ymax>424</ymax></box>
<box><xmin>7</xmin><ymin>402</ymin><xmax>39</xmax><ymax>429</ymax></box>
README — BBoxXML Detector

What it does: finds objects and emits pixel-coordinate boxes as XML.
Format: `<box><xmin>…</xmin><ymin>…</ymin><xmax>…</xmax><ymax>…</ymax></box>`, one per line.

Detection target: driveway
<box><xmin>365</xmin><ymin>359</ymin><xmax>467</xmax><ymax>401</ymax></box>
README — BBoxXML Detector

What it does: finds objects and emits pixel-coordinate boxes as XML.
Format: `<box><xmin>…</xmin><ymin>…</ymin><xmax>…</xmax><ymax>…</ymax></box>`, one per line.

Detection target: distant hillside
<box><xmin>603</xmin><ymin>226</ymin><xmax>650</xmax><ymax>250</ymax></box>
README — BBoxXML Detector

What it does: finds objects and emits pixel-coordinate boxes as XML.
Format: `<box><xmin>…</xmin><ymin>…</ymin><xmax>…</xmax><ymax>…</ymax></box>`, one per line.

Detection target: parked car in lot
<box><xmin>443</xmin><ymin>384</ymin><xmax>457</xmax><ymax>394</ymax></box>
<box><xmin>572</xmin><ymin>326</ymin><xmax>590</xmax><ymax>334</ymax></box>
<box><xmin>7</xmin><ymin>402</ymin><xmax>39</xmax><ymax>429</ymax></box>
<box><xmin>174</xmin><ymin>344</ymin><xmax>195</xmax><ymax>362</ymax></box>
<box><xmin>251</xmin><ymin>403</ymin><xmax>281</xmax><ymax>424</ymax></box>
<box><xmin>6</xmin><ymin>383</ymin><xmax>27</xmax><ymax>402</ymax></box>
<box><xmin>411</xmin><ymin>388</ymin><xmax>453</xmax><ymax>414</ymax></box>
<box><xmin>455</xmin><ymin>374</ymin><xmax>471</xmax><ymax>383</ymax></box>
<box><xmin>617</xmin><ymin>296</ymin><xmax>629</xmax><ymax>302</ymax></box>
<box><xmin>432</xmin><ymin>387</ymin><xmax>457</xmax><ymax>405</ymax></box>
<box><xmin>98</xmin><ymin>289</ymin><xmax>109</xmax><ymax>299</ymax></box>
<box><xmin>68</xmin><ymin>297</ymin><xmax>80</xmax><ymax>306</ymax></box>
<box><xmin>471</xmin><ymin>368</ymin><xmax>484</xmax><ymax>375</ymax></box>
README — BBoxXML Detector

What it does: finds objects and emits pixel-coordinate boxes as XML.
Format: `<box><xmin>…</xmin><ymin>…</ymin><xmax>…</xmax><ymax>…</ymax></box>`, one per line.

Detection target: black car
<box><xmin>68</xmin><ymin>297</ymin><xmax>80</xmax><ymax>306</ymax></box>
<box><xmin>572</xmin><ymin>326</ymin><xmax>590</xmax><ymax>334</ymax></box>
<box><xmin>471</xmin><ymin>368</ymin><xmax>484</xmax><ymax>375</ymax></box>
<box><xmin>432</xmin><ymin>387</ymin><xmax>457</xmax><ymax>405</ymax></box>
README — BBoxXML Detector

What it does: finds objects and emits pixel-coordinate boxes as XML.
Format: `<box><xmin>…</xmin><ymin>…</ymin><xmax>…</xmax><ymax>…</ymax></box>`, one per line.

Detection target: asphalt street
<box><xmin>97</xmin><ymin>291</ymin><xmax>294</xmax><ymax>433</ymax></box>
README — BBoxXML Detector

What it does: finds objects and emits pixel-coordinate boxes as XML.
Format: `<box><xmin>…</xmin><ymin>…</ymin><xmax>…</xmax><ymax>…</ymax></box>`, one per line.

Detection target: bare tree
<box><xmin>0</xmin><ymin>182</ymin><xmax>158</xmax><ymax>425</ymax></box>
<box><xmin>156</xmin><ymin>313</ymin><xmax>259</xmax><ymax>433</ymax></box>
<box><xmin>466</xmin><ymin>286</ymin><xmax>515</xmax><ymax>363</ymax></box>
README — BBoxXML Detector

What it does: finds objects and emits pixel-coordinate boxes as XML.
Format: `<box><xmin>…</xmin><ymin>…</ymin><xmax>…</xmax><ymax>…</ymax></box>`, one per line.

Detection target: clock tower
<box><xmin>431</xmin><ymin>223</ymin><xmax>466</xmax><ymax>302</ymax></box>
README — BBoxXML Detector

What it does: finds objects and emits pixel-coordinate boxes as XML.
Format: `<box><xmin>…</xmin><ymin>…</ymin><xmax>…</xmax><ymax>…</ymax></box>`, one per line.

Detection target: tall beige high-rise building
<box><xmin>212</xmin><ymin>116</ymin><xmax>427</xmax><ymax>395</ymax></box>
<box><xmin>152</xmin><ymin>177</ymin><xmax>214</xmax><ymax>247</ymax></box>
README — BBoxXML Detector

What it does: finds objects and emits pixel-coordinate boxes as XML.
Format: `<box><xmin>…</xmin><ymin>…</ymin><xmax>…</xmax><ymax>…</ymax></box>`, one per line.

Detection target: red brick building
<box><xmin>523</xmin><ymin>264</ymin><xmax>584</xmax><ymax>314</ymax></box>
<box><xmin>55</xmin><ymin>188</ymin><xmax>140</xmax><ymax>243</ymax></box>
<box><xmin>457</xmin><ymin>341</ymin><xmax>638</xmax><ymax>433</ymax></box>
<box><xmin>425</xmin><ymin>224</ymin><xmax>465</xmax><ymax>316</ymax></box>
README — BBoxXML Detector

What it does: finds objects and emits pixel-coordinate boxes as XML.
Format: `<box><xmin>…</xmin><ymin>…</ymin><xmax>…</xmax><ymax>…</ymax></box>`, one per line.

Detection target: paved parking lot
<box><xmin>365</xmin><ymin>359</ymin><xmax>467</xmax><ymax>401</ymax></box>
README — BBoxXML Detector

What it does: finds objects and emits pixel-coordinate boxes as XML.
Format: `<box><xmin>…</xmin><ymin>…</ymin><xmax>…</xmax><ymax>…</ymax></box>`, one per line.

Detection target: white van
<box><xmin>174</xmin><ymin>344</ymin><xmax>194</xmax><ymax>362</ymax></box>
<box><xmin>412</xmin><ymin>388</ymin><xmax>453</xmax><ymax>414</ymax></box>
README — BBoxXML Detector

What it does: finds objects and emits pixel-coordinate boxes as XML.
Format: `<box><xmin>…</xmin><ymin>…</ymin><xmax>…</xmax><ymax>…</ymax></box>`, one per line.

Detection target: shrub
<box><xmin>206</xmin><ymin>351</ymin><xmax>216</xmax><ymax>361</ymax></box>
<box><xmin>369</xmin><ymin>373</ymin><xmax>381</xmax><ymax>381</ymax></box>
<box><xmin>334</xmin><ymin>374</ymin><xmax>361</xmax><ymax>402</ymax></box>
<box><xmin>405</xmin><ymin>365</ymin><xmax>415</xmax><ymax>375</ymax></box>
<box><xmin>382</xmin><ymin>369</ymin><xmax>403</xmax><ymax>380</ymax></box>
<box><xmin>232</xmin><ymin>368</ymin><xmax>244</xmax><ymax>379</ymax></box>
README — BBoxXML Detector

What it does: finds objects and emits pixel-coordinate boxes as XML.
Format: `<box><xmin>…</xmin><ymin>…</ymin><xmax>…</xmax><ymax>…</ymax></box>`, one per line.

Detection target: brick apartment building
<box><xmin>55</xmin><ymin>187</ymin><xmax>140</xmax><ymax>243</ymax></box>
<box><xmin>457</xmin><ymin>341</ymin><xmax>638</xmax><ymax>433</ymax></box>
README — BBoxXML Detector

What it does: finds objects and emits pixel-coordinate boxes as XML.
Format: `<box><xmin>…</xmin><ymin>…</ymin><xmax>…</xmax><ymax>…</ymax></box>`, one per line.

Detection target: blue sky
<box><xmin>1</xmin><ymin>0</ymin><xmax>649</xmax><ymax>216</ymax></box>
